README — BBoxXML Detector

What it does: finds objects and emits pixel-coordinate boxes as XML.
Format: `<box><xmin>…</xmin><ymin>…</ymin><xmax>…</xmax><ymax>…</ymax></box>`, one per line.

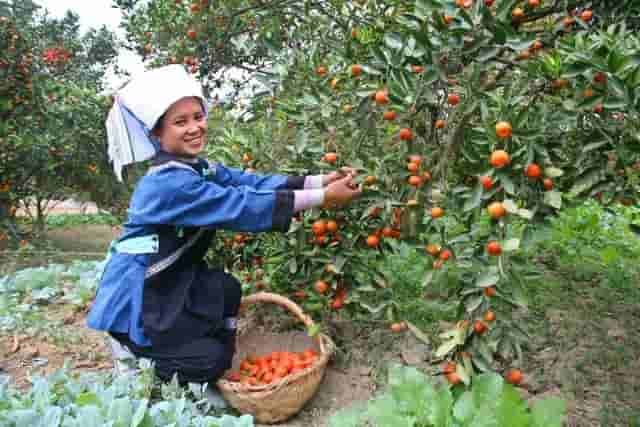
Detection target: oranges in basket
<box><xmin>225</xmin><ymin>348</ymin><xmax>319</xmax><ymax>386</ymax></box>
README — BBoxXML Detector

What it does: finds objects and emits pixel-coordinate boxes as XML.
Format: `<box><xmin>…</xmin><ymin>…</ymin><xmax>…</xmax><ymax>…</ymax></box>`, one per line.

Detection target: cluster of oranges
<box><xmin>225</xmin><ymin>348</ymin><xmax>319</xmax><ymax>386</ymax></box>
<box><xmin>310</xmin><ymin>218</ymin><xmax>340</xmax><ymax>246</ymax></box>
<box><xmin>425</xmin><ymin>243</ymin><xmax>453</xmax><ymax>270</ymax></box>
<box><xmin>406</xmin><ymin>154</ymin><xmax>432</xmax><ymax>188</ymax></box>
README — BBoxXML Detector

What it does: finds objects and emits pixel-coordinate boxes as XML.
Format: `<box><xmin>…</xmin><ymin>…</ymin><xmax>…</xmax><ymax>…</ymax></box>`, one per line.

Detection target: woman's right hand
<box><xmin>323</xmin><ymin>174</ymin><xmax>362</xmax><ymax>208</ymax></box>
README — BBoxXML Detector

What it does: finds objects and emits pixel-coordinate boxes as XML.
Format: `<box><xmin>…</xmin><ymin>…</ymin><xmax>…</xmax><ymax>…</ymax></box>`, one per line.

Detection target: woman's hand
<box><xmin>323</xmin><ymin>173</ymin><xmax>362</xmax><ymax>208</ymax></box>
<box><xmin>323</xmin><ymin>167</ymin><xmax>359</xmax><ymax>186</ymax></box>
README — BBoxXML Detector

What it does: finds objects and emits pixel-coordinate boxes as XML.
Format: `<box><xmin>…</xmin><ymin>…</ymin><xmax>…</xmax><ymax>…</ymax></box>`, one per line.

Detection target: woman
<box><xmin>87</xmin><ymin>65</ymin><xmax>361</xmax><ymax>387</ymax></box>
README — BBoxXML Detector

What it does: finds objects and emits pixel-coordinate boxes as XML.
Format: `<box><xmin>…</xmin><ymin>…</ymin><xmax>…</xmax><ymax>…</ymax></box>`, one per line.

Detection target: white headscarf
<box><xmin>106</xmin><ymin>65</ymin><xmax>207</xmax><ymax>181</ymax></box>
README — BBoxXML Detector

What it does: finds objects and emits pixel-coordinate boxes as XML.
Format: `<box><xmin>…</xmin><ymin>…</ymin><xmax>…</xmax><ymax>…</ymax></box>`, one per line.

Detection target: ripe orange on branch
<box><xmin>505</xmin><ymin>369</ymin><xmax>524</xmax><ymax>385</ymax></box>
<box><xmin>408</xmin><ymin>175</ymin><xmax>422</xmax><ymax>186</ymax></box>
<box><xmin>495</xmin><ymin>121</ymin><xmax>512</xmax><ymax>139</ymax></box>
<box><xmin>399</xmin><ymin>128</ymin><xmax>413</xmax><ymax>141</ymax></box>
<box><xmin>447</xmin><ymin>93</ymin><xmax>460</xmax><ymax>106</ymax></box>
<box><xmin>312</xmin><ymin>220</ymin><xmax>327</xmax><ymax>236</ymax></box>
<box><xmin>383</xmin><ymin>110</ymin><xmax>397</xmax><ymax>120</ymax></box>
<box><xmin>474</xmin><ymin>320</ymin><xmax>488</xmax><ymax>334</ymax></box>
<box><xmin>484</xmin><ymin>310</ymin><xmax>496</xmax><ymax>322</ymax></box>
<box><xmin>490</xmin><ymin>150</ymin><xmax>510</xmax><ymax>168</ymax></box>
<box><xmin>407</xmin><ymin>162</ymin><xmax>419</xmax><ymax>173</ymax></box>
<box><xmin>323</xmin><ymin>152</ymin><xmax>338</xmax><ymax>164</ymax></box>
<box><xmin>431</xmin><ymin>207</ymin><xmax>444</xmax><ymax>219</ymax></box>
<box><xmin>435</xmin><ymin>119</ymin><xmax>446</xmax><ymax>129</ymax></box>
<box><xmin>484</xmin><ymin>286</ymin><xmax>497</xmax><ymax>297</ymax></box>
<box><xmin>314</xmin><ymin>280</ymin><xmax>329</xmax><ymax>294</ymax></box>
<box><xmin>543</xmin><ymin>178</ymin><xmax>553</xmax><ymax>191</ymax></box>
<box><xmin>486</xmin><ymin>241</ymin><xmax>502</xmax><ymax>256</ymax></box>
<box><xmin>524</xmin><ymin>163</ymin><xmax>542</xmax><ymax>179</ymax></box>
<box><xmin>487</xmin><ymin>201</ymin><xmax>506</xmax><ymax>219</ymax></box>
<box><xmin>366</xmin><ymin>234</ymin><xmax>380</xmax><ymax>248</ymax></box>
<box><xmin>374</xmin><ymin>90</ymin><xmax>389</xmax><ymax>105</ymax></box>
<box><xmin>480</xmin><ymin>175</ymin><xmax>493</xmax><ymax>190</ymax></box>
<box><xmin>316</xmin><ymin>65</ymin><xmax>327</xmax><ymax>76</ymax></box>
<box><xmin>351</xmin><ymin>64</ymin><xmax>363</xmax><ymax>76</ymax></box>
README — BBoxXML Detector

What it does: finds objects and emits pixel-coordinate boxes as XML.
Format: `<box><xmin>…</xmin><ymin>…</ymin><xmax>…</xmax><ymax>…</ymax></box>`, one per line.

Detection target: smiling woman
<box><xmin>151</xmin><ymin>97</ymin><xmax>208</xmax><ymax>158</ymax></box>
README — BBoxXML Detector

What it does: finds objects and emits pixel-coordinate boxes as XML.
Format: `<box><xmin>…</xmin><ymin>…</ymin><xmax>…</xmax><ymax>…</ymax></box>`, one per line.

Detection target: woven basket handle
<box><xmin>239</xmin><ymin>292</ymin><xmax>326</xmax><ymax>354</ymax></box>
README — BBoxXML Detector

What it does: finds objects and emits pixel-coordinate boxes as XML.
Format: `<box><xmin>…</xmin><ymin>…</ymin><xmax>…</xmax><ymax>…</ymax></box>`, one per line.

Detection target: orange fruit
<box><xmin>505</xmin><ymin>369</ymin><xmax>523</xmax><ymax>385</ymax></box>
<box><xmin>484</xmin><ymin>0</ymin><xmax>494</xmax><ymax>6</ymax></box>
<box><xmin>326</xmin><ymin>220</ymin><xmax>338</xmax><ymax>233</ymax></box>
<box><xmin>486</xmin><ymin>241</ymin><xmax>502</xmax><ymax>256</ymax></box>
<box><xmin>443</xmin><ymin>15</ymin><xmax>454</xmax><ymax>25</ymax></box>
<box><xmin>474</xmin><ymin>320</ymin><xmax>488</xmax><ymax>334</ymax></box>
<box><xmin>543</xmin><ymin>178</ymin><xmax>553</xmax><ymax>191</ymax></box>
<box><xmin>293</xmin><ymin>290</ymin><xmax>307</xmax><ymax>299</ymax></box>
<box><xmin>480</xmin><ymin>175</ymin><xmax>493</xmax><ymax>190</ymax></box>
<box><xmin>390</xmin><ymin>322</ymin><xmax>407</xmax><ymax>332</ymax></box>
<box><xmin>312</xmin><ymin>220</ymin><xmax>327</xmax><ymax>236</ymax></box>
<box><xmin>593</xmin><ymin>104</ymin><xmax>604</xmax><ymax>114</ymax></box>
<box><xmin>382</xmin><ymin>226</ymin><xmax>394</xmax><ymax>238</ymax></box>
<box><xmin>343</xmin><ymin>104</ymin><xmax>353</xmax><ymax>113</ymax></box>
<box><xmin>528</xmin><ymin>0</ymin><xmax>539</xmax><ymax>7</ymax></box>
<box><xmin>408</xmin><ymin>154</ymin><xmax>422</xmax><ymax>165</ymax></box>
<box><xmin>490</xmin><ymin>150</ymin><xmax>510</xmax><ymax>168</ymax></box>
<box><xmin>314</xmin><ymin>280</ymin><xmax>329</xmax><ymax>294</ymax></box>
<box><xmin>331</xmin><ymin>298</ymin><xmax>343</xmax><ymax>309</ymax></box>
<box><xmin>447</xmin><ymin>93</ymin><xmax>460</xmax><ymax>106</ymax></box>
<box><xmin>366</xmin><ymin>234</ymin><xmax>380</xmax><ymax>248</ymax></box>
<box><xmin>446</xmin><ymin>372</ymin><xmax>462</xmax><ymax>384</ymax></box>
<box><xmin>425</xmin><ymin>243</ymin><xmax>441</xmax><ymax>256</ymax></box>
<box><xmin>455</xmin><ymin>0</ymin><xmax>473</xmax><ymax>8</ymax></box>
<box><xmin>383</xmin><ymin>110</ymin><xmax>397</xmax><ymax>120</ymax></box>
<box><xmin>351</xmin><ymin>64</ymin><xmax>363</xmax><ymax>77</ymax></box>
<box><xmin>487</xmin><ymin>201</ymin><xmax>506</xmax><ymax>219</ymax></box>
<box><xmin>439</xmin><ymin>249</ymin><xmax>452</xmax><ymax>261</ymax></box>
<box><xmin>435</xmin><ymin>119</ymin><xmax>446</xmax><ymax>129</ymax></box>
<box><xmin>374</xmin><ymin>90</ymin><xmax>389</xmax><ymax>104</ymax></box>
<box><xmin>593</xmin><ymin>72</ymin><xmax>607</xmax><ymax>84</ymax></box>
<box><xmin>316</xmin><ymin>65</ymin><xmax>327</xmax><ymax>76</ymax></box>
<box><xmin>399</xmin><ymin>128</ymin><xmax>413</xmax><ymax>141</ymax></box>
<box><xmin>484</xmin><ymin>310</ymin><xmax>496</xmax><ymax>322</ymax></box>
<box><xmin>512</xmin><ymin>7</ymin><xmax>524</xmax><ymax>19</ymax></box>
<box><xmin>408</xmin><ymin>175</ymin><xmax>422</xmax><ymax>186</ymax></box>
<box><xmin>242</xmin><ymin>153</ymin><xmax>253</xmax><ymax>163</ymax></box>
<box><xmin>364</xmin><ymin>175</ymin><xmax>376</xmax><ymax>185</ymax></box>
<box><xmin>563</xmin><ymin>16</ymin><xmax>575</xmax><ymax>27</ymax></box>
<box><xmin>495</xmin><ymin>121</ymin><xmax>512</xmax><ymax>139</ymax></box>
<box><xmin>484</xmin><ymin>286</ymin><xmax>497</xmax><ymax>297</ymax></box>
<box><xmin>524</xmin><ymin>163</ymin><xmax>542</xmax><ymax>179</ymax></box>
<box><xmin>407</xmin><ymin>162</ymin><xmax>419</xmax><ymax>173</ymax></box>
<box><xmin>580</xmin><ymin>9</ymin><xmax>592</xmax><ymax>21</ymax></box>
<box><xmin>187</xmin><ymin>29</ymin><xmax>197</xmax><ymax>39</ymax></box>
<box><xmin>351</xmin><ymin>28</ymin><xmax>358</xmax><ymax>38</ymax></box>
<box><xmin>443</xmin><ymin>361</ymin><xmax>456</xmax><ymax>374</ymax></box>
<box><xmin>315</xmin><ymin>234</ymin><xmax>328</xmax><ymax>245</ymax></box>
<box><xmin>411</xmin><ymin>65</ymin><xmax>424</xmax><ymax>73</ymax></box>
<box><xmin>431</xmin><ymin>206</ymin><xmax>444</xmax><ymax>219</ymax></box>
<box><xmin>323</xmin><ymin>152</ymin><xmax>338</xmax><ymax>164</ymax></box>
<box><xmin>330</xmin><ymin>78</ymin><xmax>338</xmax><ymax>89</ymax></box>
<box><xmin>531</xmin><ymin>40</ymin><xmax>543</xmax><ymax>50</ymax></box>
<box><xmin>583</xmin><ymin>87</ymin><xmax>594</xmax><ymax>98</ymax></box>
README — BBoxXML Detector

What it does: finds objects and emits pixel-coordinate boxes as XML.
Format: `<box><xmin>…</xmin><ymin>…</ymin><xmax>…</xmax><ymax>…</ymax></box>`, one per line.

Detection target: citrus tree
<box><xmin>121</xmin><ymin>0</ymin><xmax>640</xmax><ymax>384</ymax></box>
<box><xmin>0</xmin><ymin>1</ymin><xmax>122</xmax><ymax>240</ymax></box>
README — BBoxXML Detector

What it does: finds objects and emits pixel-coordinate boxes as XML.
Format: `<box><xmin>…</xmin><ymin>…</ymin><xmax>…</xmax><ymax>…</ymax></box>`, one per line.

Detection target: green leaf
<box><xmin>477</xmin><ymin>46</ymin><xmax>501</xmax><ymax>62</ymax></box>
<box><xmin>502</xmin><ymin>238</ymin><xmax>520</xmax><ymax>252</ymax></box>
<box><xmin>453</xmin><ymin>391</ymin><xmax>475</xmax><ymax>423</ymax></box>
<box><xmin>543</xmin><ymin>190</ymin><xmax>562</xmax><ymax>209</ymax></box>
<box><xmin>75</xmin><ymin>392</ymin><xmax>100</xmax><ymax>407</ymax></box>
<box><xmin>475</xmin><ymin>272</ymin><xmax>499</xmax><ymax>288</ymax></box>
<box><xmin>472</xmin><ymin>372</ymin><xmax>504</xmax><ymax>410</ymax></box>
<box><xmin>384</xmin><ymin>32</ymin><xmax>404</xmax><ymax>51</ymax></box>
<box><xmin>544</xmin><ymin>167</ymin><xmax>564</xmax><ymax>177</ymax></box>
<box><xmin>436</xmin><ymin>338</ymin><xmax>460</xmax><ymax>358</ymax></box>
<box><xmin>531</xmin><ymin>397</ymin><xmax>566</xmax><ymax>427</ymax></box>
<box><xmin>464</xmin><ymin>184</ymin><xmax>484</xmax><ymax>212</ymax></box>
<box><xmin>495</xmin><ymin>385</ymin><xmax>531</xmax><ymax>427</ymax></box>
<box><xmin>502</xmin><ymin>199</ymin><xmax>518</xmax><ymax>213</ymax></box>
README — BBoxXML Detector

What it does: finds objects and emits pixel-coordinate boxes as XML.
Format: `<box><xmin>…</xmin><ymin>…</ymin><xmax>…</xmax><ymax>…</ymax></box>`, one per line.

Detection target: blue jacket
<box><xmin>87</xmin><ymin>152</ymin><xmax>304</xmax><ymax>346</ymax></box>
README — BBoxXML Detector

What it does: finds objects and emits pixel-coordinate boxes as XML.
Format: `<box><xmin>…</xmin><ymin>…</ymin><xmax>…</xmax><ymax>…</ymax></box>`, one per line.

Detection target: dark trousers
<box><xmin>111</xmin><ymin>276</ymin><xmax>242</xmax><ymax>385</ymax></box>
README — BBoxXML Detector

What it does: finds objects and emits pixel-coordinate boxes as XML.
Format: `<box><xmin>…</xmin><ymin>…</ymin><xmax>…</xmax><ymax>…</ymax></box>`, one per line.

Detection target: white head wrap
<box><xmin>106</xmin><ymin>65</ymin><xmax>207</xmax><ymax>181</ymax></box>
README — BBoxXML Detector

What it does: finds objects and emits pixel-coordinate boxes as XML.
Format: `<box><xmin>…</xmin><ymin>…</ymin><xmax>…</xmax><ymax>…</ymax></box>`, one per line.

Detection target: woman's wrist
<box><xmin>304</xmin><ymin>175</ymin><xmax>325</xmax><ymax>189</ymax></box>
<box><xmin>293</xmin><ymin>189</ymin><xmax>325</xmax><ymax>212</ymax></box>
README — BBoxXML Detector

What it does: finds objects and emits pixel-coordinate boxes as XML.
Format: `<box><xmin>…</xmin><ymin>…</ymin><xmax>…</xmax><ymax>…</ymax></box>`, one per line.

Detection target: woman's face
<box><xmin>154</xmin><ymin>97</ymin><xmax>207</xmax><ymax>158</ymax></box>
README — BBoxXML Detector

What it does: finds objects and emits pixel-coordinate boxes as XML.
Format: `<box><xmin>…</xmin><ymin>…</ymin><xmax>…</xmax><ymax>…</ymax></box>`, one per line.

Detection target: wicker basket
<box><xmin>216</xmin><ymin>292</ymin><xmax>335</xmax><ymax>424</ymax></box>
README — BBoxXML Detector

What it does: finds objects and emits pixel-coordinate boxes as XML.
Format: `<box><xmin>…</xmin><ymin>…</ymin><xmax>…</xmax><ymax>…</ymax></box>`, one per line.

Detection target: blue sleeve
<box><xmin>128</xmin><ymin>169</ymin><xmax>294</xmax><ymax>232</ymax></box>
<box><xmin>213</xmin><ymin>163</ymin><xmax>306</xmax><ymax>190</ymax></box>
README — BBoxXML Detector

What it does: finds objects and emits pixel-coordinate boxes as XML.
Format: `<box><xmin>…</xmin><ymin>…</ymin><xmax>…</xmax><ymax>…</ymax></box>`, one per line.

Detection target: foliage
<box><xmin>117</xmin><ymin>0</ymin><xmax>640</xmax><ymax>381</ymax></box>
<box><xmin>0</xmin><ymin>0</ymin><xmax>127</xmax><ymax>240</ymax></box>
<box><xmin>0</xmin><ymin>364</ymin><xmax>254</xmax><ymax>427</ymax></box>
<box><xmin>329</xmin><ymin>363</ymin><xmax>565</xmax><ymax>427</ymax></box>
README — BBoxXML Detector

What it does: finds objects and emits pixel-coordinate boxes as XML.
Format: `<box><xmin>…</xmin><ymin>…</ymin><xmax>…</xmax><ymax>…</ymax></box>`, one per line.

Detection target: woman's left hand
<box><xmin>323</xmin><ymin>167</ymin><xmax>358</xmax><ymax>186</ymax></box>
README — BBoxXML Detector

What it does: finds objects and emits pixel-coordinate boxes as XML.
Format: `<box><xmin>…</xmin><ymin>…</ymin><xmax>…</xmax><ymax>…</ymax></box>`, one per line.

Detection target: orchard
<box><xmin>1</xmin><ymin>0</ymin><xmax>640</xmax><ymax>426</ymax></box>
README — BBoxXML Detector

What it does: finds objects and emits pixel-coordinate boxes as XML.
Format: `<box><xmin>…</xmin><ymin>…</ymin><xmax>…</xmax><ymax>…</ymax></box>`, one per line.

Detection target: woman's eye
<box><xmin>175</xmin><ymin>120</ymin><xmax>186</xmax><ymax>126</ymax></box>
